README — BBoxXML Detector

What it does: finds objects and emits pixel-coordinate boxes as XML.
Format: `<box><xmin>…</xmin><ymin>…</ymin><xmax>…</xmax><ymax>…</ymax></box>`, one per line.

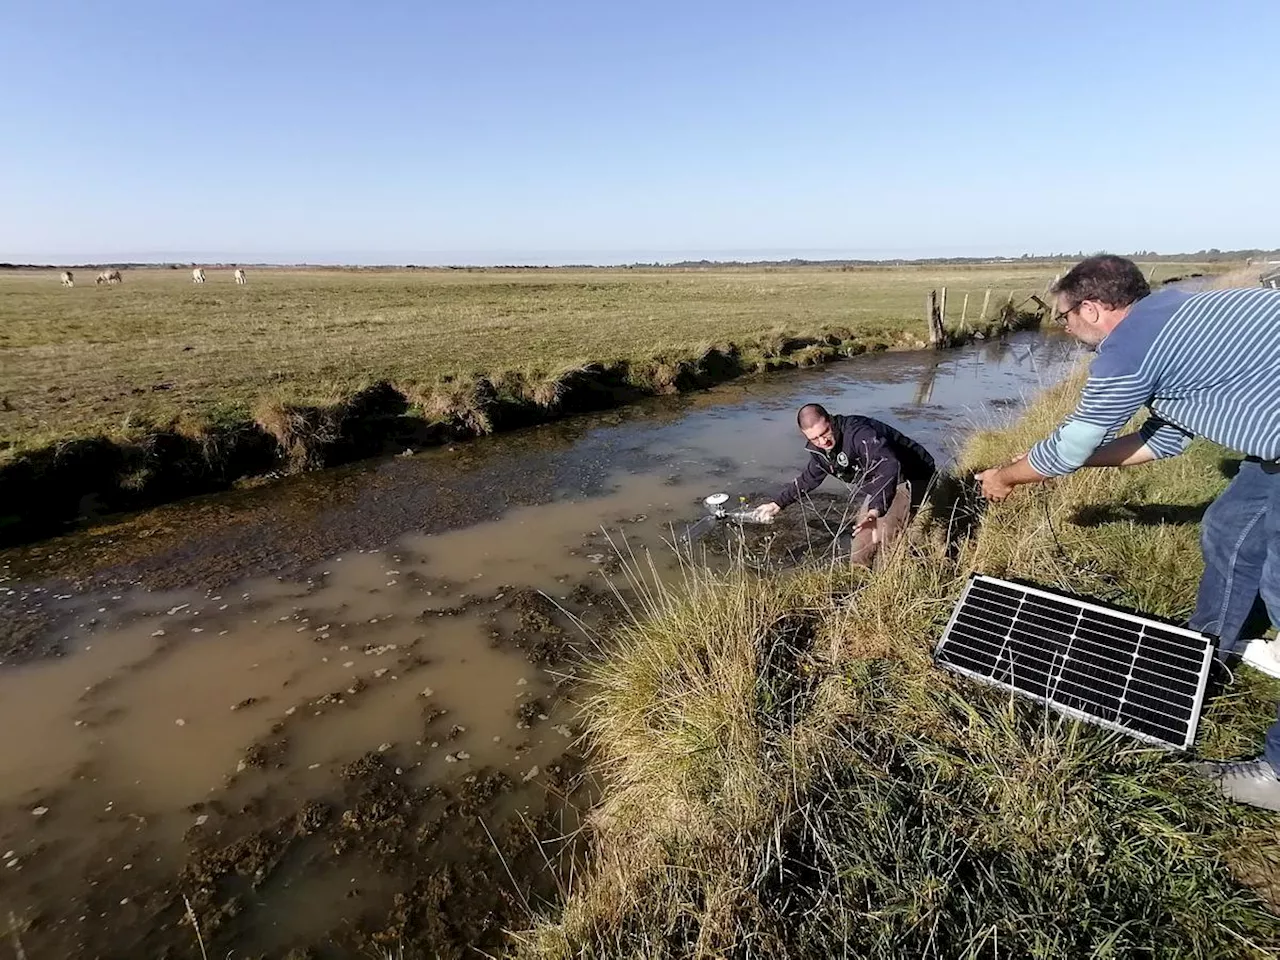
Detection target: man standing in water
<box><xmin>974</xmin><ymin>255</ymin><xmax>1280</xmax><ymax>809</ymax></box>
<box><xmin>756</xmin><ymin>405</ymin><xmax>936</xmax><ymax>565</ymax></box>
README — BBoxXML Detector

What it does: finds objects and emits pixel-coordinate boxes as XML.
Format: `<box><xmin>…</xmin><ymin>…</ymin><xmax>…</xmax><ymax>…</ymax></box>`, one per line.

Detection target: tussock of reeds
<box><xmin>517</xmin><ymin>376</ymin><xmax>1280</xmax><ymax>959</ymax></box>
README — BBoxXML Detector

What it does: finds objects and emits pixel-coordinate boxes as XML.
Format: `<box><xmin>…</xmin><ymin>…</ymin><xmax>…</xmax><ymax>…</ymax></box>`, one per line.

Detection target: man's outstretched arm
<box><xmin>761</xmin><ymin>456</ymin><xmax>828</xmax><ymax>516</ymax></box>
<box><xmin>977</xmin><ymin>432</ymin><xmax>1159</xmax><ymax>500</ymax></box>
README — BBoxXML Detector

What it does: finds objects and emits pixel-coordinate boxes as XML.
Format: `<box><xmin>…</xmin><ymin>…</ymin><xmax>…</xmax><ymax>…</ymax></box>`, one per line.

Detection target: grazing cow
<box><xmin>192</xmin><ymin>267</ymin><xmax>206</xmax><ymax>283</ymax></box>
<box><xmin>96</xmin><ymin>269</ymin><xmax>122</xmax><ymax>285</ymax></box>
<box><xmin>234</xmin><ymin>268</ymin><xmax>247</xmax><ymax>285</ymax></box>
<box><xmin>60</xmin><ymin>270</ymin><xmax>74</xmax><ymax>287</ymax></box>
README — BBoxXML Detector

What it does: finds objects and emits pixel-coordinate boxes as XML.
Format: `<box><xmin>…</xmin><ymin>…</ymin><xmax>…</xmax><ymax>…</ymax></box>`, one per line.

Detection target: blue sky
<box><xmin>2</xmin><ymin>0</ymin><xmax>1277</xmax><ymax>264</ymax></box>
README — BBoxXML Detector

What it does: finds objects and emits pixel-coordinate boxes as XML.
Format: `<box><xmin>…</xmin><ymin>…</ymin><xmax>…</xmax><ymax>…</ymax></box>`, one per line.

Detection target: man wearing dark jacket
<box><xmin>756</xmin><ymin>404</ymin><xmax>936</xmax><ymax>564</ymax></box>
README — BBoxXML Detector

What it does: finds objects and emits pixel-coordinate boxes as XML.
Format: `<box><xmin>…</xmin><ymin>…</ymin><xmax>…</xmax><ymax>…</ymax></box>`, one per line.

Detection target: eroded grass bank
<box><xmin>0</xmin><ymin>312</ymin><xmax>1038</xmax><ymax>545</ymax></box>
<box><xmin>519</xmin><ymin>377</ymin><xmax>1280</xmax><ymax>959</ymax></box>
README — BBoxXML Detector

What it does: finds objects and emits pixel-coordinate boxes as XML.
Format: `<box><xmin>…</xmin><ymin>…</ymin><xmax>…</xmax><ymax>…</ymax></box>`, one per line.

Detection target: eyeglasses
<box><xmin>1052</xmin><ymin>302</ymin><xmax>1078</xmax><ymax>326</ymax></box>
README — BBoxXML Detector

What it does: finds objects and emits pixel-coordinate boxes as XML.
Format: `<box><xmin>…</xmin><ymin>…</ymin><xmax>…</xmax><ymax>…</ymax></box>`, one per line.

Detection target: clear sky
<box><xmin>2</xmin><ymin>0</ymin><xmax>1277</xmax><ymax>265</ymax></box>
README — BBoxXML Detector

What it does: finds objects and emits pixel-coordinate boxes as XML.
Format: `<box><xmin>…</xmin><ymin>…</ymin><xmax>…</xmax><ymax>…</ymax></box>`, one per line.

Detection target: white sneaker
<box><xmin>1194</xmin><ymin>758</ymin><xmax>1280</xmax><ymax>811</ymax></box>
<box><xmin>1241</xmin><ymin>638</ymin><xmax>1280</xmax><ymax>679</ymax></box>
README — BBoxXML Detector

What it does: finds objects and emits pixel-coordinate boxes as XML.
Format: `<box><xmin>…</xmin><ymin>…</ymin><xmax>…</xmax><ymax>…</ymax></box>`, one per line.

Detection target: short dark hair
<box><xmin>1051</xmin><ymin>255</ymin><xmax>1150</xmax><ymax>310</ymax></box>
<box><xmin>797</xmin><ymin>403</ymin><xmax>829</xmax><ymax>429</ymax></box>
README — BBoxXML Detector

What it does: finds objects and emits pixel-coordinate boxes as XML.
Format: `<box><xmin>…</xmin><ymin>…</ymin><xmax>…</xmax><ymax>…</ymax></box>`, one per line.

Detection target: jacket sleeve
<box><xmin>848</xmin><ymin>425</ymin><xmax>901</xmax><ymax>515</ymax></box>
<box><xmin>775</xmin><ymin>455</ymin><xmax>827</xmax><ymax>509</ymax></box>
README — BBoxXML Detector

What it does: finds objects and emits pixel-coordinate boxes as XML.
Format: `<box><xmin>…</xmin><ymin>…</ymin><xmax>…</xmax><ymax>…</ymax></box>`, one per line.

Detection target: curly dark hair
<box><xmin>1051</xmin><ymin>255</ymin><xmax>1150</xmax><ymax>310</ymax></box>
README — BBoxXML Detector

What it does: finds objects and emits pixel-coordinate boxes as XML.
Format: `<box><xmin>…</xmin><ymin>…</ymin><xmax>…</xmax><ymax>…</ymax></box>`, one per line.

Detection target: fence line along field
<box><xmin>0</xmin><ymin>263</ymin><xmax>1087</xmax><ymax>449</ymax></box>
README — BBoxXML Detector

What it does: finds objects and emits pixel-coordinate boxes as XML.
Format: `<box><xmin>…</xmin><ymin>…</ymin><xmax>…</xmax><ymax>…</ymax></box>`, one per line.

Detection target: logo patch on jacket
<box><xmin>836</xmin><ymin>452</ymin><xmax>849</xmax><ymax>467</ymax></box>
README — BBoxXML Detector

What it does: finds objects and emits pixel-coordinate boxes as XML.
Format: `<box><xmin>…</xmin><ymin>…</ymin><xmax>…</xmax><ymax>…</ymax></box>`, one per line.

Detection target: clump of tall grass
<box><xmin>517</xmin><ymin>377</ymin><xmax>1280</xmax><ymax>959</ymax></box>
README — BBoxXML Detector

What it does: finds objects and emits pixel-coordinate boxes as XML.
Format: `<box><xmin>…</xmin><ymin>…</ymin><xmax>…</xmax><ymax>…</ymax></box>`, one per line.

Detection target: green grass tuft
<box><xmin>517</xmin><ymin>374</ymin><xmax>1280</xmax><ymax>959</ymax></box>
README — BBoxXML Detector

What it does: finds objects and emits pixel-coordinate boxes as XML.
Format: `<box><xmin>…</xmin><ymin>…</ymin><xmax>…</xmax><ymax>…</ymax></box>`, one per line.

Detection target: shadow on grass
<box><xmin>1070</xmin><ymin>501</ymin><xmax>1213</xmax><ymax>527</ymax></box>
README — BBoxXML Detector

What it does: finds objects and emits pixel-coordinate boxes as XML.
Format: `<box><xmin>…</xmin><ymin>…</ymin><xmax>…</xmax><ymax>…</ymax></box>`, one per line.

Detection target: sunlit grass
<box><xmin>515</xmin><ymin>374</ymin><xmax>1280</xmax><ymax>959</ymax></box>
<box><xmin>0</xmin><ymin>262</ymin><xmax>1139</xmax><ymax>450</ymax></box>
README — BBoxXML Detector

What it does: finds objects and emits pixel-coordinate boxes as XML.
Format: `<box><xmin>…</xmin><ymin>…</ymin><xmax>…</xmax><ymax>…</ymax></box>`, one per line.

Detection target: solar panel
<box><xmin>934</xmin><ymin>574</ymin><xmax>1215</xmax><ymax>750</ymax></box>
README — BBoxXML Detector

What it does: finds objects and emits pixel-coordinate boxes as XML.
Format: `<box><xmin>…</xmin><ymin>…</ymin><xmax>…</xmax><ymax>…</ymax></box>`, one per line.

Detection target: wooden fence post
<box><xmin>939</xmin><ymin>286</ymin><xmax>947</xmax><ymax>331</ymax></box>
<box><xmin>927</xmin><ymin>290</ymin><xmax>945</xmax><ymax>347</ymax></box>
<box><xmin>979</xmin><ymin>288</ymin><xmax>992</xmax><ymax>324</ymax></box>
<box><xmin>960</xmin><ymin>292</ymin><xmax>970</xmax><ymax>332</ymax></box>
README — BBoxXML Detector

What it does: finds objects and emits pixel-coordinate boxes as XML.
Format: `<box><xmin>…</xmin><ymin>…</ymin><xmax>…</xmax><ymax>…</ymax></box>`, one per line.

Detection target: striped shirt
<box><xmin>1028</xmin><ymin>287</ymin><xmax>1280</xmax><ymax>477</ymax></box>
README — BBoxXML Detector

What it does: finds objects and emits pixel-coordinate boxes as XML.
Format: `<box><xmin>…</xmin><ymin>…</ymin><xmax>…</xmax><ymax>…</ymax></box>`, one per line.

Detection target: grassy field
<box><xmin>0</xmin><ymin>261</ymin><xmax>1210</xmax><ymax>451</ymax></box>
<box><xmin>517</xmin><ymin>375</ymin><xmax>1280</xmax><ymax>959</ymax></box>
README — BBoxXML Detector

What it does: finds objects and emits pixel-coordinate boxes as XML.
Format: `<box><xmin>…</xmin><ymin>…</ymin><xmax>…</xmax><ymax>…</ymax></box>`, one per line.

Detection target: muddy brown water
<box><xmin>0</xmin><ymin>332</ymin><xmax>1082</xmax><ymax>958</ymax></box>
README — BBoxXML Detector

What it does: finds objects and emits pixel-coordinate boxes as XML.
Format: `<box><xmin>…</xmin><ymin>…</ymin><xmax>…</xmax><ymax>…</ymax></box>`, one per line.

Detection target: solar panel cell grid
<box><xmin>934</xmin><ymin>575</ymin><xmax>1214</xmax><ymax>749</ymax></box>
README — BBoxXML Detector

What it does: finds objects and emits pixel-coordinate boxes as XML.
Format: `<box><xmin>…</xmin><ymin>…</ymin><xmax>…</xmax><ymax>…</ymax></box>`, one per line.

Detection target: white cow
<box><xmin>234</xmin><ymin>268</ymin><xmax>247</xmax><ymax>285</ymax></box>
<box><xmin>192</xmin><ymin>267</ymin><xmax>206</xmax><ymax>283</ymax></box>
<box><xmin>60</xmin><ymin>270</ymin><xmax>74</xmax><ymax>287</ymax></box>
<box><xmin>96</xmin><ymin>269</ymin><xmax>122</xmax><ymax>285</ymax></box>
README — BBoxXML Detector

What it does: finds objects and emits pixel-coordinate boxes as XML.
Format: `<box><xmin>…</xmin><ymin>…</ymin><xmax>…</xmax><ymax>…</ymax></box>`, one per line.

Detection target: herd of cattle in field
<box><xmin>58</xmin><ymin>268</ymin><xmax>248</xmax><ymax>287</ymax></box>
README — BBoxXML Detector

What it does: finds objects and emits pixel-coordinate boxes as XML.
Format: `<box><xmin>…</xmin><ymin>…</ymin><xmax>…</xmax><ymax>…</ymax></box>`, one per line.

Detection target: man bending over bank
<box><xmin>974</xmin><ymin>255</ymin><xmax>1280</xmax><ymax>810</ymax></box>
<box><xmin>756</xmin><ymin>405</ymin><xmax>936</xmax><ymax>565</ymax></box>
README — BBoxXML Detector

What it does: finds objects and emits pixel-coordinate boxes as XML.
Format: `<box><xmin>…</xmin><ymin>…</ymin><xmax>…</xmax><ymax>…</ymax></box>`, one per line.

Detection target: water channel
<box><xmin>0</xmin><ymin>331</ymin><xmax>1083</xmax><ymax>958</ymax></box>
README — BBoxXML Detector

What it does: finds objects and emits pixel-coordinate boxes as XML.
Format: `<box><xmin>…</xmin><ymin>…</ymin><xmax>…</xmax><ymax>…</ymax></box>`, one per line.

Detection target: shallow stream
<box><xmin>0</xmin><ymin>332</ymin><xmax>1082</xmax><ymax>957</ymax></box>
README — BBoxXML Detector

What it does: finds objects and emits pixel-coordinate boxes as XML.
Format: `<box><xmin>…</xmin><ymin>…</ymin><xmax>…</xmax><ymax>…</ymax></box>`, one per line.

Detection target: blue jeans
<box><xmin>1187</xmin><ymin>460</ymin><xmax>1280</xmax><ymax>770</ymax></box>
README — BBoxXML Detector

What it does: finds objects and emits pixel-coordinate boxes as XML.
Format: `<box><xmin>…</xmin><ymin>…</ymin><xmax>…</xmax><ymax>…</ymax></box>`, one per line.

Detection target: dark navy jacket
<box><xmin>774</xmin><ymin>414</ymin><xmax>936</xmax><ymax>514</ymax></box>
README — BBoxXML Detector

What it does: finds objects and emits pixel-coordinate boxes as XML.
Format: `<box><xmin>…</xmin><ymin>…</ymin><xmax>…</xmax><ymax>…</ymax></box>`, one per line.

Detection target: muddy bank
<box><xmin>0</xmin><ymin>312</ymin><xmax>1041</xmax><ymax>547</ymax></box>
<box><xmin>0</xmin><ymin>547</ymin><xmax>621</xmax><ymax>959</ymax></box>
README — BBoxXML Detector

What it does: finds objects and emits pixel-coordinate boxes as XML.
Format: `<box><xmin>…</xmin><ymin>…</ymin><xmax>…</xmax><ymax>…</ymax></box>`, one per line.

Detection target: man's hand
<box><xmin>755</xmin><ymin>502</ymin><xmax>782</xmax><ymax>521</ymax></box>
<box><xmin>975</xmin><ymin>466</ymin><xmax>1016</xmax><ymax>501</ymax></box>
<box><xmin>856</xmin><ymin>510</ymin><xmax>880</xmax><ymax>542</ymax></box>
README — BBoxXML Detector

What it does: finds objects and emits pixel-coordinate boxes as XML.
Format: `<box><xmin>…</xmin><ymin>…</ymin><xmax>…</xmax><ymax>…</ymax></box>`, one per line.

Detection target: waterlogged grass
<box><xmin>518</xmin><ymin>375</ymin><xmax>1280</xmax><ymax>959</ymax></box>
<box><xmin>0</xmin><ymin>262</ymin><xmax>1162</xmax><ymax>451</ymax></box>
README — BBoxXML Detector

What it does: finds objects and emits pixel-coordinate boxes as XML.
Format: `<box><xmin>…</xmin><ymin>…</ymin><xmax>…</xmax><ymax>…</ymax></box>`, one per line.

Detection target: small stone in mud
<box><xmin>516</xmin><ymin>677</ymin><xmax>528</xmax><ymax>686</ymax></box>
<box><xmin>522</xmin><ymin>766</ymin><xmax>540</xmax><ymax>783</ymax></box>
<box><xmin>175</xmin><ymin>718</ymin><xmax>186</xmax><ymax>727</ymax></box>
<box><xmin>372</xmin><ymin>668</ymin><xmax>388</xmax><ymax>679</ymax></box>
<box><xmin>151</xmin><ymin>629</ymin><xmax>165</xmax><ymax>637</ymax></box>
<box><xmin>285</xmin><ymin>706</ymin><xmax>297</xmax><ymax>716</ymax></box>
<box><xmin>419</xmin><ymin>686</ymin><xmax>435</xmax><ymax>698</ymax></box>
<box><xmin>296</xmin><ymin>801</ymin><xmax>330</xmax><ymax>836</ymax></box>
<box><xmin>553</xmin><ymin>724</ymin><xmax>573</xmax><ymax>738</ymax></box>
<box><xmin>378</xmin><ymin>742</ymin><xmax>392</xmax><ymax>752</ymax></box>
<box><xmin>241</xmin><ymin>744</ymin><xmax>268</xmax><ymax>769</ymax></box>
<box><xmin>516</xmin><ymin>700</ymin><xmax>546</xmax><ymax>728</ymax></box>
<box><xmin>231</xmin><ymin>697</ymin><xmax>259</xmax><ymax>711</ymax></box>
<box><xmin>31</xmin><ymin>806</ymin><xmax>48</xmax><ymax>817</ymax></box>
<box><xmin>194</xmin><ymin>814</ymin><xmax>209</xmax><ymax>826</ymax></box>
<box><xmin>343</xmin><ymin>661</ymin><xmax>355</xmax><ymax>668</ymax></box>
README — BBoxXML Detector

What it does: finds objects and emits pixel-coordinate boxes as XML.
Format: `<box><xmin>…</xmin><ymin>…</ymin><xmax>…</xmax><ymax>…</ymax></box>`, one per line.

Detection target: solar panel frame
<box><xmin>934</xmin><ymin>574</ymin><xmax>1215</xmax><ymax>750</ymax></box>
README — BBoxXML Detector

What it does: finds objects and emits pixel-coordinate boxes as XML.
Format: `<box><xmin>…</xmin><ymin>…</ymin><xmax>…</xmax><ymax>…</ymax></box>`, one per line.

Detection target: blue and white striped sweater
<box><xmin>1028</xmin><ymin>287</ymin><xmax>1280</xmax><ymax>477</ymax></box>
